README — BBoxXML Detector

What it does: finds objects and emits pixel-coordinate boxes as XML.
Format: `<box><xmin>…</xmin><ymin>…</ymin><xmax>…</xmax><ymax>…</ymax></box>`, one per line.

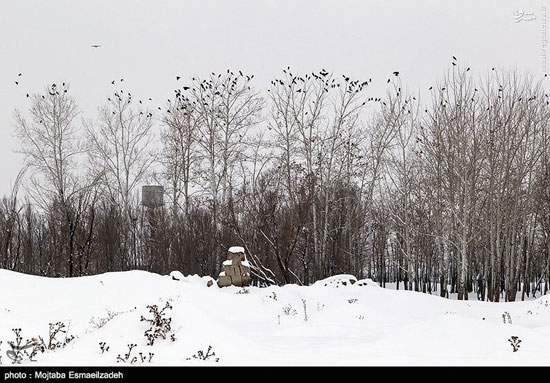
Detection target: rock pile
<box><xmin>217</xmin><ymin>246</ymin><xmax>251</xmax><ymax>287</ymax></box>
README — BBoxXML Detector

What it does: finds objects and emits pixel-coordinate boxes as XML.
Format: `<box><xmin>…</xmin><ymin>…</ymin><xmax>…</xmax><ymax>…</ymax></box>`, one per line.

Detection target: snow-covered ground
<box><xmin>379</xmin><ymin>282</ymin><xmax>547</xmax><ymax>302</ymax></box>
<box><xmin>0</xmin><ymin>269</ymin><xmax>549</xmax><ymax>366</ymax></box>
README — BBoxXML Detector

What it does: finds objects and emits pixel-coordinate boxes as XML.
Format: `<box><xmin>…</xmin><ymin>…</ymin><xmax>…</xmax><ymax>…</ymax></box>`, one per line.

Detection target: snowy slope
<box><xmin>0</xmin><ymin>269</ymin><xmax>549</xmax><ymax>366</ymax></box>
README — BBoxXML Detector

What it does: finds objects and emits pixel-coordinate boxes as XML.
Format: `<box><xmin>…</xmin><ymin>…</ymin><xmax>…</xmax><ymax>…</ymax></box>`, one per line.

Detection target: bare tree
<box><xmin>161</xmin><ymin>94</ymin><xmax>200</xmax><ymax>217</ymax></box>
<box><xmin>5</xmin><ymin>67</ymin><xmax>550</xmax><ymax>296</ymax></box>
<box><xmin>88</xmin><ymin>92</ymin><xmax>156</xmax><ymax>215</ymax></box>
<box><xmin>381</xmin><ymin>79</ymin><xmax>421</xmax><ymax>291</ymax></box>
<box><xmin>479</xmin><ymin>70</ymin><xmax>549</xmax><ymax>301</ymax></box>
<box><xmin>186</xmin><ymin>71</ymin><xmax>264</xmax><ymax>226</ymax></box>
<box><xmin>14</xmin><ymin>84</ymin><xmax>84</xmax><ymax>209</ymax></box>
<box><xmin>14</xmin><ymin>84</ymin><xmax>95</xmax><ymax>276</ymax></box>
<box><xmin>423</xmin><ymin>67</ymin><xmax>484</xmax><ymax>299</ymax></box>
<box><xmin>87</xmin><ymin>91</ymin><xmax>156</xmax><ymax>270</ymax></box>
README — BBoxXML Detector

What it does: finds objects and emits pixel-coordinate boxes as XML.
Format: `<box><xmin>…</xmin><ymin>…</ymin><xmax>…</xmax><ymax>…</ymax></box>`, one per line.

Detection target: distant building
<box><xmin>141</xmin><ymin>185</ymin><xmax>164</xmax><ymax>208</ymax></box>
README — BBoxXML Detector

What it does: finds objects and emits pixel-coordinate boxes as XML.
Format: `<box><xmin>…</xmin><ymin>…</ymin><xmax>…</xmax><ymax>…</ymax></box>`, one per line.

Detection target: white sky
<box><xmin>0</xmin><ymin>0</ymin><xmax>546</xmax><ymax>196</ymax></box>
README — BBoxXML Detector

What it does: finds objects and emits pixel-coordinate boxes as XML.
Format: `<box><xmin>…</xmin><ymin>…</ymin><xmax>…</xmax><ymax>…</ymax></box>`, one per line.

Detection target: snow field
<box><xmin>0</xmin><ymin>270</ymin><xmax>549</xmax><ymax>366</ymax></box>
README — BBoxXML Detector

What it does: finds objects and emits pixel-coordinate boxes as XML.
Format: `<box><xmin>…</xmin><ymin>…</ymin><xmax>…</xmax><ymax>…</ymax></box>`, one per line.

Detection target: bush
<box><xmin>115</xmin><ymin>343</ymin><xmax>155</xmax><ymax>364</ymax></box>
<box><xmin>282</xmin><ymin>304</ymin><xmax>297</xmax><ymax>316</ymax></box>
<box><xmin>6</xmin><ymin>328</ymin><xmax>44</xmax><ymax>364</ymax></box>
<box><xmin>45</xmin><ymin>322</ymin><xmax>74</xmax><ymax>350</ymax></box>
<box><xmin>187</xmin><ymin>345</ymin><xmax>219</xmax><ymax>362</ymax></box>
<box><xmin>508</xmin><ymin>336</ymin><xmax>521</xmax><ymax>352</ymax></box>
<box><xmin>140</xmin><ymin>301</ymin><xmax>175</xmax><ymax>346</ymax></box>
<box><xmin>99</xmin><ymin>342</ymin><xmax>110</xmax><ymax>354</ymax></box>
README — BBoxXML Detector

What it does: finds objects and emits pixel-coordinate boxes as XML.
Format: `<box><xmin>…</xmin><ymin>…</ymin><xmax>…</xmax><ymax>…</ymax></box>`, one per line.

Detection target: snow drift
<box><xmin>0</xmin><ymin>269</ymin><xmax>549</xmax><ymax>366</ymax></box>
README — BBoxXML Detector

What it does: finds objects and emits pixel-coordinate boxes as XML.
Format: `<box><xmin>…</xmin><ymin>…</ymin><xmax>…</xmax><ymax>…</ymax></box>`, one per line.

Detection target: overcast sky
<box><xmin>0</xmin><ymin>0</ymin><xmax>546</xmax><ymax>196</ymax></box>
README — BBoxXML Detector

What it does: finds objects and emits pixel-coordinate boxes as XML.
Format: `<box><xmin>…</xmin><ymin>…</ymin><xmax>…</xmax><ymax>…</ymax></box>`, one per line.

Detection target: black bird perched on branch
<box><xmin>453</xmin><ymin>56</ymin><xmax>457</xmax><ymax>61</ymax></box>
<box><xmin>387</xmin><ymin>79</ymin><xmax>390</xmax><ymax>83</ymax></box>
<box><xmin>111</xmin><ymin>80</ymin><xmax>115</xmax><ymax>84</ymax></box>
<box><xmin>15</xmin><ymin>81</ymin><xmax>19</xmax><ymax>85</ymax></box>
<box><xmin>176</xmin><ymin>76</ymin><xmax>181</xmax><ymax>81</ymax></box>
<box><xmin>393</xmin><ymin>71</ymin><xmax>399</xmax><ymax>76</ymax></box>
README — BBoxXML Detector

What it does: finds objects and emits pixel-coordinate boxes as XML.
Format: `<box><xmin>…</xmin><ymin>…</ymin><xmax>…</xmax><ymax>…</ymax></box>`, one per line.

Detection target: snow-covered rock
<box><xmin>169</xmin><ymin>271</ymin><xmax>216</xmax><ymax>287</ymax></box>
<box><xmin>313</xmin><ymin>274</ymin><xmax>357</xmax><ymax>288</ymax></box>
<box><xmin>218</xmin><ymin>246</ymin><xmax>250</xmax><ymax>287</ymax></box>
<box><xmin>228</xmin><ymin>246</ymin><xmax>245</xmax><ymax>254</ymax></box>
<box><xmin>170</xmin><ymin>271</ymin><xmax>185</xmax><ymax>281</ymax></box>
<box><xmin>356</xmin><ymin>278</ymin><xmax>379</xmax><ymax>287</ymax></box>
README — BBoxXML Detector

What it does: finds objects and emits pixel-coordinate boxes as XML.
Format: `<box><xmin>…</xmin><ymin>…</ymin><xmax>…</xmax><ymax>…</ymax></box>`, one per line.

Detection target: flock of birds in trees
<box><xmin>11</xmin><ymin>54</ymin><xmax>550</xmax><ymax>123</ymax></box>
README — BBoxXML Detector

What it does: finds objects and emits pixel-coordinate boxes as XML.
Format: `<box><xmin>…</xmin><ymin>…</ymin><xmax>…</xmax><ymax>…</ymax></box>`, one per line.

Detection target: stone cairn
<box><xmin>217</xmin><ymin>246</ymin><xmax>251</xmax><ymax>287</ymax></box>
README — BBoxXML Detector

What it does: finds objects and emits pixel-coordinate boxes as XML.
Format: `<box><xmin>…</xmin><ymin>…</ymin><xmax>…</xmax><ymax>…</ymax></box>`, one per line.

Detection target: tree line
<box><xmin>1</xmin><ymin>65</ymin><xmax>549</xmax><ymax>301</ymax></box>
